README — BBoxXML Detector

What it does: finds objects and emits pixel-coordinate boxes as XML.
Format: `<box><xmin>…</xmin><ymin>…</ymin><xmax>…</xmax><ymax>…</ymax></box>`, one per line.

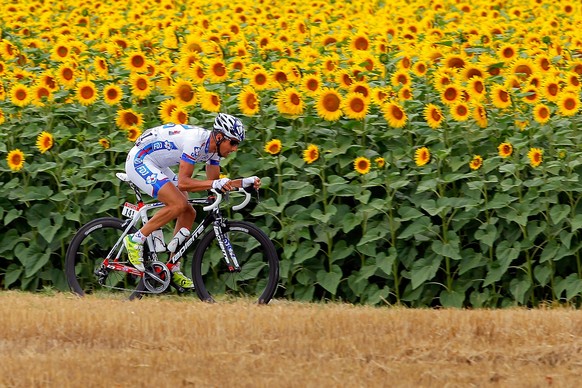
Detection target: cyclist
<box><xmin>123</xmin><ymin>113</ymin><xmax>261</xmax><ymax>289</ymax></box>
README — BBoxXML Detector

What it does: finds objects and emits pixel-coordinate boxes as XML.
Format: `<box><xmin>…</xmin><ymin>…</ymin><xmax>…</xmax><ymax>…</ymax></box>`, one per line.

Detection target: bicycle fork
<box><xmin>213</xmin><ymin>221</ymin><xmax>241</xmax><ymax>272</ymax></box>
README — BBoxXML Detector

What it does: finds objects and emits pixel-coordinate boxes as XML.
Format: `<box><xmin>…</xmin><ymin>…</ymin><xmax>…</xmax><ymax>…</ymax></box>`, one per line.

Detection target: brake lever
<box><xmin>242</xmin><ymin>186</ymin><xmax>260</xmax><ymax>202</ymax></box>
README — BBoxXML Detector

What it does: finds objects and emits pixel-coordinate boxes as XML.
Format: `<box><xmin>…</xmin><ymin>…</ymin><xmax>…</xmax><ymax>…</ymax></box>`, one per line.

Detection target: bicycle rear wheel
<box><xmin>192</xmin><ymin>220</ymin><xmax>279</xmax><ymax>304</ymax></box>
<box><xmin>65</xmin><ymin>217</ymin><xmax>146</xmax><ymax>299</ymax></box>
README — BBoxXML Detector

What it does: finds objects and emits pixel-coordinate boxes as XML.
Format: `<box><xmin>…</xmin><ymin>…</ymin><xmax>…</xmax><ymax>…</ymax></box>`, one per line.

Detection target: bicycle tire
<box><xmin>191</xmin><ymin>220</ymin><xmax>279</xmax><ymax>304</ymax></box>
<box><xmin>65</xmin><ymin>217</ymin><xmax>146</xmax><ymax>299</ymax></box>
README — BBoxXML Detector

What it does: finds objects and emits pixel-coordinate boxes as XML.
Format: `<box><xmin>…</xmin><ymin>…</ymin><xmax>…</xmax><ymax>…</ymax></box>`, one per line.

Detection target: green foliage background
<box><xmin>1</xmin><ymin>0</ymin><xmax>582</xmax><ymax>307</ymax></box>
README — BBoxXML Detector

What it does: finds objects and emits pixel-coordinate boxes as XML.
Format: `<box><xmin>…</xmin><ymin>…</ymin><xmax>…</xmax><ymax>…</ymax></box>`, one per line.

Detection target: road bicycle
<box><xmin>65</xmin><ymin>172</ymin><xmax>279</xmax><ymax>304</ymax></box>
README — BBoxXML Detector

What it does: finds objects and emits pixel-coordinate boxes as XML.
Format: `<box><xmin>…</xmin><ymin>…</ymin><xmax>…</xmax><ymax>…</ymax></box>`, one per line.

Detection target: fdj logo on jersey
<box><xmin>136</xmin><ymin>165</ymin><xmax>156</xmax><ymax>185</ymax></box>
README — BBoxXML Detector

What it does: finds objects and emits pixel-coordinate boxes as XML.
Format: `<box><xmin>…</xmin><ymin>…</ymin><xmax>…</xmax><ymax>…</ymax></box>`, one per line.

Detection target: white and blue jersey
<box><xmin>125</xmin><ymin>123</ymin><xmax>221</xmax><ymax>197</ymax></box>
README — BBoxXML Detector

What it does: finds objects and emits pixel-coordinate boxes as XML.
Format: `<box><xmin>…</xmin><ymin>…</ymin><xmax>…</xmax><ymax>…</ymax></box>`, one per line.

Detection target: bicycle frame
<box><xmin>101</xmin><ymin>174</ymin><xmax>252</xmax><ymax>279</ymax></box>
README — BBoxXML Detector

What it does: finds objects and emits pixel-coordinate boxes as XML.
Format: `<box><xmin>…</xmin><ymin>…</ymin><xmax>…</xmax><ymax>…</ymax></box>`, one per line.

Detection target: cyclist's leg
<box><xmin>141</xmin><ymin>181</ymin><xmax>193</xmax><ymax>236</ymax></box>
<box><xmin>164</xmin><ymin>169</ymin><xmax>196</xmax><ymax>237</ymax></box>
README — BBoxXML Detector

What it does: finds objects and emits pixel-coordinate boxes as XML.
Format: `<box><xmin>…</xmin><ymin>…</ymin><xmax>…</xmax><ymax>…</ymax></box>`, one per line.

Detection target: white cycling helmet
<box><xmin>213</xmin><ymin>113</ymin><xmax>245</xmax><ymax>142</ymax></box>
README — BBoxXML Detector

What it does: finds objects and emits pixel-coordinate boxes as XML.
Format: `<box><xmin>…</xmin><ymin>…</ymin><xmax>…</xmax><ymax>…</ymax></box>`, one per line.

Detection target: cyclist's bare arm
<box><xmin>177</xmin><ymin>161</ymin><xmax>261</xmax><ymax>192</ymax></box>
<box><xmin>177</xmin><ymin>160</ymin><xmax>216</xmax><ymax>192</ymax></box>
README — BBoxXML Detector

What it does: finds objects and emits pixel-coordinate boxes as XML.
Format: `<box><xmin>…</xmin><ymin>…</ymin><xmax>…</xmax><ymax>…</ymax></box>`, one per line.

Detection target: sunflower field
<box><xmin>1</xmin><ymin>0</ymin><xmax>581</xmax><ymax>307</ymax></box>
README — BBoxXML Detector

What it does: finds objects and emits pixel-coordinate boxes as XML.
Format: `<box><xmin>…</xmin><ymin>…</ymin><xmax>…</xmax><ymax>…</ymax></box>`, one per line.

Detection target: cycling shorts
<box><xmin>125</xmin><ymin>146</ymin><xmax>178</xmax><ymax>198</ymax></box>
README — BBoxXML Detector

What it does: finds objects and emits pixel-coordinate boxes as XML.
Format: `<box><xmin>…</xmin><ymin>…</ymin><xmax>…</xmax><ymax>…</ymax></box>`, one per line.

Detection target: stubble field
<box><xmin>0</xmin><ymin>291</ymin><xmax>581</xmax><ymax>387</ymax></box>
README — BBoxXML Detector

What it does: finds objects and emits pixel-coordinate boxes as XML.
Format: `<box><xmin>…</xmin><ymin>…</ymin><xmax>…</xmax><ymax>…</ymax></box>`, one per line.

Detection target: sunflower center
<box><xmin>391</xmin><ymin>105</ymin><xmax>404</xmax><ymax>120</ymax></box>
<box><xmin>323</xmin><ymin>93</ymin><xmax>340</xmax><ymax>112</ymax></box>
<box><xmin>178</xmin><ymin>85</ymin><xmax>194</xmax><ymax>102</ymax></box>
<box><xmin>255</xmin><ymin>74</ymin><xmax>267</xmax><ymax>85</ymax></box>
<box><xmin>306</xmin><ymin>79</ymin><xmax>318</xmax><ymax>91</ymax></box>
<box><xmin>81</xmin><ymin>86</ymin><xmax>95</xmax><ymax>99</ymax></box>
<box><xmin>136</xmin><ymin>78</ymin><xmax>148</xmax><ymax>90</ymax></box>
<box><xmin>547</xmin><ymin>84</ymin><xmax>558</xmax><ymax>96</ymax></box>
<box><xmin>213</xmin><ymin>63</ymin><xmax>226</xmax><ymax>76</ymax></box>
<box><xmin>353</xmin><ymin>37</ymin><xmax>369</xmax><ymax>50</ymax></box>
<box><xmin>57</xmin><ymin>46</ymin><xmax>68</xmax><ymax>57</ymax></box>
<box><xmin>563</xmin><ymin>97</ymin><xmax>576</xmax><ymax>110</ymax></box>
<box><xmin>350</xmin><ymin>98</ymin><xmax>364</xmax><ymax>112</ymax></box>
<box><xmin>131</xmin><ymin>55</ymin><xmax>145</xmax><ymax>68</ymax></box>
<box><xmin>62</xmin><ymin>68</ymin><xmax>73</xmax><ymax>80</ymax></box>
<box><xmin>245</xmin><ymin>94</ymin><xmax>257</xmax><ymax>109</ymax></box>
<box><xmin>444</xmin><ymin>87</ymin><xmax>458</xmax><ymax>101</ymax></box>
<box><xmin>15</xmin><ymin>89</ymin><xmax>27</xmax><ymax>100</ymax></box>
<box><xmin>289</xmin><ymin>93</ymin><xmax>300</xmax><ymax>106</ymax></box>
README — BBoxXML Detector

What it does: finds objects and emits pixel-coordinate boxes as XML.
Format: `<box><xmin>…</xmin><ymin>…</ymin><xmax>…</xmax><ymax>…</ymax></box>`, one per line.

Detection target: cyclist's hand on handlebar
<box><xmin>242</xmin><ymin>176</ymin><xmax>261</xmax><ymax>190</ymax></box>
<box><xmin>212</xmin><ymin>177</ymin><xmax>233</xmax><ymax>193</ymax></box>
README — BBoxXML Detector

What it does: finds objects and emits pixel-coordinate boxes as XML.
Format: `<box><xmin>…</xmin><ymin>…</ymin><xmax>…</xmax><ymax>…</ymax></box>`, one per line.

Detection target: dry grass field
<box><xmin>0</xmin><ymin>291</ymin><xmax>581</xmax><ymax>388</ymax></box>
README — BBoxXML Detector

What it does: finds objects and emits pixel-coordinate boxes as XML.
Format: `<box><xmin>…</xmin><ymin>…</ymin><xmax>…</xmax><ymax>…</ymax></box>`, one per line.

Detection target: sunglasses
<box><xmin>225</xmin><ymin>137</ymin><xmax>240</xmax><ymax>147</ymax></box>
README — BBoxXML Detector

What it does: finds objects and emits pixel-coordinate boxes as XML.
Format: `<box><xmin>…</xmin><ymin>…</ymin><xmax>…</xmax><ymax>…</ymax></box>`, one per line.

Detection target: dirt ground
<box><xmin>0</xmin><ymin>291</ymin><xmax>580</xmax><ymax>387</ymax></box>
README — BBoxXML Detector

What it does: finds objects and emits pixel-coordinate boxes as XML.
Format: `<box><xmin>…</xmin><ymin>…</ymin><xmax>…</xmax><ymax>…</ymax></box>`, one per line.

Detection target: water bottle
<box><xmin>167</xmin><ymin>227</ymin><xmax>190</xmax><ymax>253</ymax></box>
<box><xmin>151</xmin><ymin>229</ymin><xmax>166</xmax><ymax>252</ymax></box>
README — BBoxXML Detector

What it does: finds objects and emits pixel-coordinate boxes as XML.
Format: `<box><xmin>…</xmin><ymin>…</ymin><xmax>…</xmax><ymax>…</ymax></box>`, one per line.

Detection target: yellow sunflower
<box><xmin>349</xmin><ymin>33</ymin><xmax>370</xmax><ymax>52</ymax></box>
<box><xmin>303</xmin><ymin>144</ymin><xmax>319</xmax><ymax>164</ymax></box>
<box><xmin>541</xmin><ymin>77</ymin><xmax>561</xmax><ymax>102</ymax></box>
<box><xmin>57</xmin><ymin>63</ymin><xmax>76</xmax><ymax>88</ymax></box>
<box><xmin>249</xmin><ymin>67</ymin><xmax>271</xmax><ymax>91</ymax></box>
<box><xmin>382</xmin><ymin>101</ymin><xmax>407</xmax><ymax>128</ymax></box>
<box><xmin>450</xmin><ymin>102</ymin><xmax>470</xmax><ymax>122</ymax></box>
<box><xmin>466</xmin><ymin>77</ymin><xmax>486</xmax><ymax>101</ymax></box>
<box><xmin>354</xmin><ymin>157</ymin><xmax>371</xmax><ymax>174</ymax></box>
<box><xmin>31</xmin><ymin>84</ymin><xmax>52</xmax><ymax>106</ymax></box>
<box><xmin>99</xmin><ymin>138</ymin><xmax>111</xmax><ymax>149</ymax></box>
<box><xmin>497</xmin><ymin>43</ymin><xmax>518</xmax><ymax>62</ymax></box>
<box><xmin>469</xmin><ymin>155</ymin><xmax>483</xmax><ymax>170</ymax></box>
<box><xmin>527</xmin><ymin>147</ymin><xmax>543</xmax><ymax>168</ymax></box>
<box><xmin>200</xmin><ymin>90</ymin><xmax>221</xmax><ymax>113</ymax></box>
<box><xmin>276</xmin><ymin>88</ymin><xmax>304</xmax><ymax>116</ymax></box>
<box><xmin>302</xmin><ymin>73</ymin><xmax>322</xmax><ymax>96</ymax></box>
<box><xmin>521</xmin><ymin>85</ymin><xmax>540</xmax><ymax>105</ymax></box>
<box><xmin>6</xmin><ymin>149</ymin><xmax>25</xmax><ymax>172</ymax></box>
<box><xmin>36</xmin><ymin>131</ymin><xmax>54</xmax><ymax>154</ymax></box>
<box><xmin>557</xmin><ymin>91</ymin><xmax>580</xmax><ymax>116</ymax></box>
<box><xmin>0</xmin><ymin>109</ymin><xmax>5</xmax><ymax>125</ymax></box>
<box><xmin>116</xmin><ymin>108</ymin><xmax>143</xmax><ymax>130</ymax></box>
<box><xmin>490</xmin><ymin>85</ymin><xmax>512</xmax><ymax>109</ymax></box>
<box><xmin>472</xmin><ymin>103</ymin><xmax>488</xmax><ymax>128</ymax></box>
<box><xmin>126</xmin><ymin>50</ymin><xmax>148</xmax><ymax>72</ymax></box>
<box><xmin>51</xmin><ymin>41</ymin><xmax>70</xmax><ymax>62</ymax></box>
<box><xmin>498</xmin><ymin>142</ymin><xmax>513</xmax><ymax>158</ymax></box>
<box><xmin>172</xmin><ymin>79</ymin><xmax>196</xmax><ymax>106</ymax></box>
<box><xmin>170</xmin><ymin>106</ymin><xmax>189</xmax><ymax>125</ymax></box>
<box><xmin>375</xmin><ymin>157</ymin><xmax>386</xmax><ymax>168</ymax></box>
<box><xmin>9</xmin><ymin>84</ymin><xmax>31</xmax><ymax>107</ymax></box>
<box><xmin>103</xmin><ymin>84</ymin><xmax>123</xmax><ymax>106</ymax></box>
<box><xmin>264</xmin><ymin>139</ymin><xmax>282</xmax><ymax>155</ymax></box>
<box><xmin>158</xmin><ymin>99</ymin><xmax>181</xmax><ymax>124</ymax></box>
<box><xmin>76</xmin><ymin>80</ymin><xmax>98</xmax><ymax>106</ymax></box>
<box><xmin>390</xmin><ymin>69</ymin><xmax>410</xmax><ymax>87</ymax></box>
<box><xmin>316</xmin><ymin>88</ymin><xmax>343</xmax><ymax>122</ymax></box>
<box><xmin>127</xmin><ymin>127</ymin><xmax>142</xmax><ymax>142</ymax></box>
<box><xmin>342</xmin><ymin>92</ymin><xmax>369</xmax><ymax>120</ymax></box>
<box><xmin>129</xmin><ymin>73</ymin><xmax>152</xmax><ymax>99</ymax></box>
<box><xmin>511</xmin><ymin>58</ymin><xmax>536</xmax><ymax>80</ymax></box>
<box><xmin>423</xmin><ymin>104</ymin><xmax>443</xmax><ymax>129</ymax></box>
<box><xmin>238</xmin><ymin>87</ymin><xmax>260</xmax><ymax>116</ymax></box>
<box><xmin>533</xmin><ymin>103</ymin><xmax>551</xmax><ymax>124</ymax></box>
<box><xmin>206</xmin><ymin>58</ymin><xmax>228</xmax><ymax>83</ymax></box>
<box><xmin>190</xmin><ymin>64</ymin><xmax>206</xmax><ymax>84</ymax></box>
<box><xmin>414</xmin><ymin>147</ymin><xmax>430</xmax><ymax>167</ymax></box>
<box><xmin>93</xmin><ymin>56</ymin><xmax>109</xmax><ymax>77</ymax></box>
<box><xmin>440</xmin><ymin>84</ymin><xmax>463</xmax><ymax>105</ymax></box>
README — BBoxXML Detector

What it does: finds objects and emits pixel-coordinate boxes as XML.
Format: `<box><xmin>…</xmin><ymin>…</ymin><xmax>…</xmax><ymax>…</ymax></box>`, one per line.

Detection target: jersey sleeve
<box><xmin>206</xmin><ymin>154</ymin><xmax>221</xmax><ymax>166</ymax></box>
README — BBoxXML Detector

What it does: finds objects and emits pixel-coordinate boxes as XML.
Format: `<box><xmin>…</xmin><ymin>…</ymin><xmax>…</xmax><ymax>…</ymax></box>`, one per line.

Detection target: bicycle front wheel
<box><xmin>65</xmin><ymin>217</ymin><xmax>145</xmax><ymax>299</ymax></box>
<box><xmin>192</xmin><ymin>220</ymin><xmax>279</xmax><ymax>304</ymax></box>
